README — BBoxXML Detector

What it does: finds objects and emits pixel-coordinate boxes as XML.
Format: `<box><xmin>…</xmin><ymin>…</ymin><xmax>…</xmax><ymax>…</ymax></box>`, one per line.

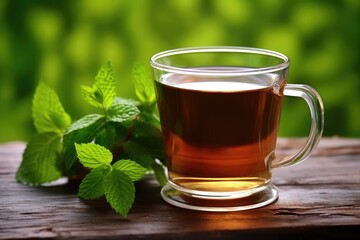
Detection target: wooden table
<box><xmin>1</xmin><ymin>138</ymin><xmax>359</xmax><ymax>239</ymax></box>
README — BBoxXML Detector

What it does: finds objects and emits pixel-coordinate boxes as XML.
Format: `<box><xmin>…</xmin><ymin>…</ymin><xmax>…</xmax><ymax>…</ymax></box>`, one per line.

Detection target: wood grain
<box><xmin>0</xmin><ymin>138</ymin><xmax>359</xmax><ymax>239</ymax></box>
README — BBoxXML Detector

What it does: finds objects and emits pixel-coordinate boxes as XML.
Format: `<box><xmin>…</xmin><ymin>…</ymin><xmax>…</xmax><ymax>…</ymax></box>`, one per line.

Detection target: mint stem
<box><xmin>113</xmin><ymin>146</ymin><xmax>124</xmax><ymax>161</ymax></box>
<box><xmin>103</xmin><ymin>104</ymin><xmax>109</xmax><ymax>118</ymax></box>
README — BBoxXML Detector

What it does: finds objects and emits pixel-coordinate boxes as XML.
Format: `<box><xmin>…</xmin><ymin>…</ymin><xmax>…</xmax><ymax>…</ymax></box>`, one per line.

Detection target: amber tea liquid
<box><xmin>155</xmin><ymin>73</ymin><xmax>284</xmax><ymax>195</ymax></box>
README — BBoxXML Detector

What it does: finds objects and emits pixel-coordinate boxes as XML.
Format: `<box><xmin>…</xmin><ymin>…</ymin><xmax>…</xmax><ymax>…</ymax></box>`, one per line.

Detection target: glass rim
<box><xmin>150</xmin><ymin>46</ymin><xmax>290</xmax><ymax>76</ymax></box>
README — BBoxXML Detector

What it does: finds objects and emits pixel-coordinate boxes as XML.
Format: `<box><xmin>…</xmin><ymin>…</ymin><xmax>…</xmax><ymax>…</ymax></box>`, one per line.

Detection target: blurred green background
<box><xmin>0</xmin><ymin>0</ymin><xmax>359</xmax><ymax>142</ymax></box>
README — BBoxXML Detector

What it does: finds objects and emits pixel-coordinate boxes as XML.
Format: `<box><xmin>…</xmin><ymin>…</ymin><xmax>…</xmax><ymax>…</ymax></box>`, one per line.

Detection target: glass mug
<box><xmin>150</xmin><ymin>47</ymin><xmax>324</xmax><ymax>211</ymax></box>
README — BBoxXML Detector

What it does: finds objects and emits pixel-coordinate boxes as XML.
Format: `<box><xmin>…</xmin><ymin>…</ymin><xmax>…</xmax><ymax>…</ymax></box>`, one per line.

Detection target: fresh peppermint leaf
<box><xmin>123</xmin><ymin>141</ymin><xmax>154</xmax><ymax>168</ymax></box>
<box><xmin>82</xmin><ymin>61</ymin><xmax>116</xmax><ymax>109</ymax></box>
<box><xmin>104</xmin><ymin>169</ymin><xmax>135</xmax><ymax>217</ymax></box>
<box><xmin>136</xmin><ymin>101</ymin><xmax>161</xmax><ymax>129</ymax></box>
<box><xmin>81</xmin><ymin>85</ymin><xmax>103</xmax><ymax>109</ymax></box>
<box><xmin>107</xmin><ymin>103</ymin><xmax>140</xmax><ymax>123</ymax></box>
<box><xmin>75</xmin><ymin>143</ymin><xmax>113</xmax><ymax>169</ymax></box>
<box><xmin>78</xmin><ymin>165</ymin><xmax>110</xmax><ymax>199</ymax></box>
<box><xmin>114</xmin><ymin>97</ymin><xmax>140</xmax><ymax>106</ymax></box>
<box><xmin>95</xmin><ymin>61</ymin><xmax>116</xmax><ymax>108</ymax></box>
<box><xmin>139</xmin><ymin>110</ymin><xmax>161</xmax><ymax>129</ymax></box>
<box><xmin>16</xmin><ymin>132</ymin><xmax>62</xmax><ymax>185</ymax></box>
<box><xmin>132</xmin><ymin>63</ymin><xmax>155</xmax><ymax>103</ymax></box>
<box><xmin>95</xmin><ymin>125</ymin><xmax>116</xmax><ymax>149</ymax></box>
<box><xmin>131</xmin><ymin>137</ymin><xmax>165</xmax><ymax>163</ymax></box>
<box><xmin>152</xmin><ymin>161</ymin><xmax>167</xmax><ymax>187</ymax></box>
<box><xmin>130</xmin><ymin>121</ymin><xmax>166</xmax><ymax>162</ymax></box>
<box><xmin>132</xmin><ymin>120</ymin><xmax>162</xmax><ymax>139</ymax></box>
<box><xmin>62</xmin><ymin>116</ymin><xmax>106</xmax><ymax>170</ymax></box>
<box><xmin>32</xmin><ymin>82</ymin><xmax>71</xmax><ymax>133</ymax></box>
<box><xmin>65</xmin><ymin>114</ymin><xmax>104</xmax><ymax>135</ymax></box>
<box><xmin>112</xmin><ymin>160</ymin><xmax>146</xmax><ymax>181</ymax></box>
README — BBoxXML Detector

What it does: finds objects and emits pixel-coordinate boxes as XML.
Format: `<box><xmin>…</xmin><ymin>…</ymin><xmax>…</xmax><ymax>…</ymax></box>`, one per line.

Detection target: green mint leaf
<box><xmin>107</xmin><ymin>103</ymin><xmax>140</xmax><ymax>123</ymax></box>
<box><xmin>95</xmin><ymin>61</ymin><xmax>116</xmax><ymax>108</ymax></box>
<box><xmin>123</xmin><ymin>141</ymin><xmax>154</xmax><ymax>168</ymax></box>
<box><xmin>139</xmin><ymin>110</ymin><xmax>161</xmax><ymax>129</ymax></box>
<box><xmin>130</xmin><ymin>121</ymin><xmax>166</xmax><ymax>163</ymax></box>
<box><xmin>104</xmin><ymin>169</ymin><xmax>135</xmax><ymax>217</ymax></box>
<box><xmin>62</xmin><ymin>117</ymin><xmax>106</xmax><ymax>170</ymax></box>
<box><xmin>75</xmin><ymin>143</ymin><xmax>113</xmax><ymax>169</ymax></box>
<box><xmin>132</xmin><ymin>63</ymin><xmax>155</xmax><ymax>103</ymax></box>
<box><xmin>114</xmin><ymin>97</ymin><xmax>140</xmax><ymax>106</ymax></box>
<box><xmin>81</xmin><ymin>85</ymin><xmax>104</xmax><ymax>109</ymax></box>
<box><xmin>65</xmin><ymin>114</ymin><xmax>104</xmax><ymax>135</ymax></box>
<box><xmin>132</xmin><ymin>120</ymin><xmax>162</xmax><ymax>139</ymax></box>
<box><xmin>16</xmin><ymin>132</ymin><xmax>62</xmax><ymax>185</ymax></box>
<box><xmin>81</xmin><ymin>62</ymin><xmax>116</xmax><ymax>109</ymax></box>
<box><xmin>95</xmin><ymin>125</ymin><xmax>116</xmax><ymax>149</ymax></box>
<box><xmin>131</xmin><ymin>137</ymin><xmax>165</xmax><ymax>164</ymax></box>
<box><xmin>112</xmin><ymin>160</ymin><xmax>147</xmax><ymax>181</ymax></box>
<box><xmin>78</xmin><ymin>165</ymin><xmax>110</xmax><ymax>199</ymax></box>
<box><xmin>151</xmin><ymin>162</ymin><xmax>167</xmax><ymax>187</ymax></box>
<box><xmin>32</xmin><ymin>82</ymin><xmax>71</xmax><ymax>133</ymax></box>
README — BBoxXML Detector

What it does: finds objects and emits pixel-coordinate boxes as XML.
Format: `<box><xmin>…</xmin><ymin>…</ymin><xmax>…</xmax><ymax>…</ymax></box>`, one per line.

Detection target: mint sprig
<box><xmin>81</xmin><ymin>61</ymin><xmax>116</xmax><ymax>109</ymax></box>
<box><xmin>62</xmin><ymin>62</ymin><xmax>141</xmax><ymax>171</ymax></box>
<box><xmin>76</xmin><ymin>143</ymin><xmax>146</xmax><ymax>217</ymax></box>
<box><xmin>16</xmin><ymin>61</ymin><xmax>167</xmax><ymax>217</ymax></box>
<box><xmin>16</xmin><ymin>82</ymin><xmax>70</xmax><ymax>184</ymax></box>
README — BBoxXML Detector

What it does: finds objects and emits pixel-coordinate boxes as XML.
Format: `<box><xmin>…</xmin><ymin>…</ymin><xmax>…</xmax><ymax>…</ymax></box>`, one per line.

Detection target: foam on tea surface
<box><xmin>160</xmin><ymin>70</ymin><xmax>277</xmax><ymax>92</ymax></box>
<box><xmin>173</xmin><ymin>81</ymin><xmax>267</xmax><ymax>92</ymax></box>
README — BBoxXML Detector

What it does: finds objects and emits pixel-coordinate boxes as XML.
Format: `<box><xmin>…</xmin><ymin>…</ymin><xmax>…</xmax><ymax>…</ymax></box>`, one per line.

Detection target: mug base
<box><xmin>161</xmin><ymin>182</ymin><xmax>278</xmax><ymax>212</ymax></box>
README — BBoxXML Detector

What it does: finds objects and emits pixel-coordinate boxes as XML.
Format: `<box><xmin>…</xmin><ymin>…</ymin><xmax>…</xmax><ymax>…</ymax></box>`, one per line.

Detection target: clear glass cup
<box><xmin>150</xmin><ymin>46</ymin><xmax>324</xmax><ymax>211</ymax></box>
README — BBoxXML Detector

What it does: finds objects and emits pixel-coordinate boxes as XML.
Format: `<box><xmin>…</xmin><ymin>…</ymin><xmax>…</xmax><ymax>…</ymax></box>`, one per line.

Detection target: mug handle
<box><xmin>271</xmin><ymin>84</ymin><xmax>324</xmax><ymax>169</ymax></box>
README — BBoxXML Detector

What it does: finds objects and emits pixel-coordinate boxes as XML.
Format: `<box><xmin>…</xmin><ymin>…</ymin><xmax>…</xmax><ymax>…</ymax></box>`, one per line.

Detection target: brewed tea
<box><xmin>155</xmin><ymin>73</ymin><xmax>284</xmax><ymax>194</ymax></box>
